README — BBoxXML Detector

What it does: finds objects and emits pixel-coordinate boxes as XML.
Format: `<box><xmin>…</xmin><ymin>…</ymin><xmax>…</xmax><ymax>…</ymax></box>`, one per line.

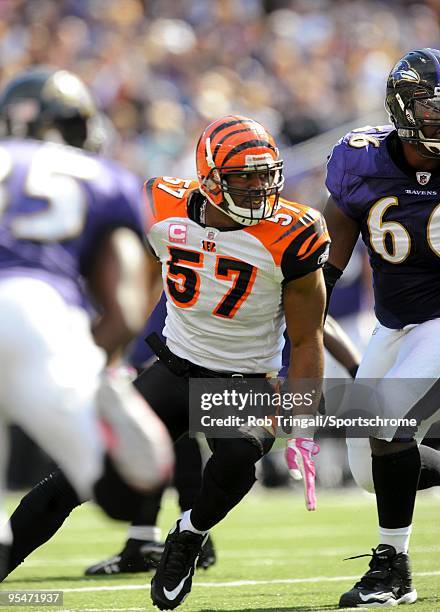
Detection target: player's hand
<box><xmin>285</xmin><ymin>437</ymin><xmax>320</xmax><ymax>511</ymax></box>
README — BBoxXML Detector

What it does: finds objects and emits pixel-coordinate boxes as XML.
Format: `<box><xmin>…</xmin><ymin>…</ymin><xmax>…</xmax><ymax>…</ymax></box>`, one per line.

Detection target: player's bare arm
<box><xmin>283</xmin><ymin>267</ymin><xmax>326</xmax><ymax>411</ymax></box>
<box><xmin>87</xmin><ymin>227</ymin><xmax>150</xmax><ymax>363</ymax></box>
<box><xmin>324</xmin><ymin>314</ymin><xmax>361</xmax><ymax>376</ymax></box>
<box><xmin>283</xmin><ymin>268</ymin><xmax>325</xmax><ymax>510</ymax></box>
<box><xmin>144</xmin><ymin>251</ymin><xmax>164</xmax><ymax>317</ymax></box>
<box><xmin>323</xmin><ymin>195</ymin><xmax>360</xmax><ymax>270</ymax></box>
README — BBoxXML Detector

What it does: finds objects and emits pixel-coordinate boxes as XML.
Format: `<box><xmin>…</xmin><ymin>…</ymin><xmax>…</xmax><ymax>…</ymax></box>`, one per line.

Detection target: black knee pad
<box><xmin>93</xmin><ymin>454</ymin><xmax>147</xmax><ymax>521</ymax></box>
<box><xmin>210</xmin><ymin>436</ymin><xmax>272</xmax><ymax>464</ymax></box>
<box><xmin>208</xmin><ymin>438</ymin><xmax>263</xmax><ymax>493</ymax></box>
<box><xmin>208</xmin><ymin>429</ymin><xmax>274</xmax><ymax>458</ymax></box>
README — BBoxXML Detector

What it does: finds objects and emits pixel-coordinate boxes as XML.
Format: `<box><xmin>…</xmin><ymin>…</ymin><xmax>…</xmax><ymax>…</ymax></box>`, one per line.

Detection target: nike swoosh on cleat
<box><xmin>359</xmin><ymin>591</ymin><xmax>393</xmax><ymax>602</ymax></box>
<box><xmin>163</xmin><ymin>569</ymin><xmax>192</xmax><ymax>601</ymax></box>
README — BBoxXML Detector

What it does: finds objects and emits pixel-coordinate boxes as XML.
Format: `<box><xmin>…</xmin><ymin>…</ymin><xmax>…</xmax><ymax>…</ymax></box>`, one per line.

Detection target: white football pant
<box><xmin>347</xmin><ymin>318</ymin><xmax>440</xmax><ymax>493</ymax></box>
<box><xmin>0</xmin><ymin>277</ymin><xmax>106</xmax><ymax>502</ymax></box>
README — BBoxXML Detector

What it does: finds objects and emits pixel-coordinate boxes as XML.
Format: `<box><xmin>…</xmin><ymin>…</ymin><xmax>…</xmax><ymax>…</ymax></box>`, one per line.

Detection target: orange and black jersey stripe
<box><xmin>245</xmin><ymin>199</ymin><xmax>330</xmax><ymax>282</ymax></box>
<box><xmin>143</xmin><ymin>177</ymin><xmax>330</xmax><ymax>281</ymax></box>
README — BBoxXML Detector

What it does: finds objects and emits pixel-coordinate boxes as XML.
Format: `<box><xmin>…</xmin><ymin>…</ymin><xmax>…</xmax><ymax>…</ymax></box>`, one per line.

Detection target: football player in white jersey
<box><xmin>143</xmin><ymin>114</ymin><xmax>330</xmax><ymax>609</ymax></box>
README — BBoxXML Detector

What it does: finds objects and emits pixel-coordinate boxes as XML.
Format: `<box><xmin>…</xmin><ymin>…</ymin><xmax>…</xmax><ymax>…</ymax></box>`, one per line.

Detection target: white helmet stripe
<box><xmin>205</xmin><ymin>137</ymin><xmax>215</xmax><ymax>169</ymax></box>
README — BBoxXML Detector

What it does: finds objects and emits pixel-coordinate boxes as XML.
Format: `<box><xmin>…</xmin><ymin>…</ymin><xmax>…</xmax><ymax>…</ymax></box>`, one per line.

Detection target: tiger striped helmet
<box><xmin>196</xmin><ymin>115</ymin><xmax>284</xmax><ymax>226</ymax></box>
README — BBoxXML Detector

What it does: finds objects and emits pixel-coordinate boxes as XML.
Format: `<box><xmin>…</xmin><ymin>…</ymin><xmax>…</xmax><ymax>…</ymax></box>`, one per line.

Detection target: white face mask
<box><xmin>222</xmin><ymin>191</ymin><xmax>271</xmax><ymax>226</ymax></box>
<box><xmin>206</xmin><ymin>193</ymin><xmax>269</xmax><ymax>227</ymax></box>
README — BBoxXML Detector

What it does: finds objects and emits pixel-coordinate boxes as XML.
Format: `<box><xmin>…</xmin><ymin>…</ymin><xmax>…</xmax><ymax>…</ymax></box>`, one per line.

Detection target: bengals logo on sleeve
<box><xmin>279</xmin><ymin>209</ymin><xmax>330</xmax><ymax>281</ymax></box>
<box><xmin>289</xmin><ymin>211</ymin><xmax>330</xmax><ymax>262</ymax></box>
<box><xmin>246</xmin><ymin>200</ymin><xmax>330</xmax><ymax>279</ymax></box>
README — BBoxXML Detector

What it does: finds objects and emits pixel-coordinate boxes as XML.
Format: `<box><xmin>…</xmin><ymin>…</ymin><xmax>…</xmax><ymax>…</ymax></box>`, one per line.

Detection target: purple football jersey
<box><xmin>0</xmin><ymin>139</ymin><xmax>145</xmax><ymax>310</ymax></box>
<box><xmin>326</xmin><ymin>125</ymin><xmax>440</xmax><ymax>329</ymax></box>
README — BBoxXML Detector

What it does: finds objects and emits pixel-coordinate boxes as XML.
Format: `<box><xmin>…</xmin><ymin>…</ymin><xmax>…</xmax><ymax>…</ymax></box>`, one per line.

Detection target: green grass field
<box><xmin>2</xmin><ymin>488</ymin><xmax>440</xmax><ymax>611</ymax></box>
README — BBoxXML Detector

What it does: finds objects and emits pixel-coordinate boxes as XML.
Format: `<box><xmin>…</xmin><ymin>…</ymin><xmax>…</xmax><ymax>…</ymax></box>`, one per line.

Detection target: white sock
<box><xmin>179</xmin><ymin>510</ymin><xmax>207</xmax><ymax>535</ymax></box>
<box><xmin>127</xmin><ymin>525</ymin><xmax>161</xmax><ymax>542</ymax></box>
<box><xmin>379</xmin><ymin>525</ymin><xmax>412</xmax><ymax>554</ymax></box>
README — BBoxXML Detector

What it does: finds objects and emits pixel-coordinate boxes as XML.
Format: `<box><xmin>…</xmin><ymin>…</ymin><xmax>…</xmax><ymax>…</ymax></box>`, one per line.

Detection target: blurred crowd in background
<box><xmin>1</xmin><ymin>0</ymin><xmax>439</xmax><ymax>192</ymax></box>
<box><xmin>2</xmin><ymin>0</ymin><xmax>440</xmax><ymax>490</ymax></box>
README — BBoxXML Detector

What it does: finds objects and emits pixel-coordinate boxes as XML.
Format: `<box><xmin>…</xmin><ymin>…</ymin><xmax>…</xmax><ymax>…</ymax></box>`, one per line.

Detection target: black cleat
<box><xmin>84</xmin><ymin>539</ymin><xmax>163</xmax><ymax>575</ymax></box>
<box><xmin>197</xmin><ymin>534</ymin><xmax>216</xmax><ymax>570</ymax></box>
<box><xmin>151</xmin><ymin>520</ymin><xmax>207</xmax><ymax>610</ymax></box>
<box><xmin>339</xmin><ymin>544</ymin><xmax>417</xmax><ymax>608</ymax></box>
<box><xmin>0</xmin><ymin>543</ymin><xmax>10</xmax><ymax>582</ymax></box>
<box><xmin>84</xmin><ymin>534</ymin><xmax>215</xmax><ymax>577</ymax></box>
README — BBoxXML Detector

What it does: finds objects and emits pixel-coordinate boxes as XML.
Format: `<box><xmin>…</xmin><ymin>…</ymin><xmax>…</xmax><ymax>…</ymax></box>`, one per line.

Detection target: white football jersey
<box><xmin>144</xmin><ymin>176</ymin><xmax>329</xmax><ymax>373</ymax></box>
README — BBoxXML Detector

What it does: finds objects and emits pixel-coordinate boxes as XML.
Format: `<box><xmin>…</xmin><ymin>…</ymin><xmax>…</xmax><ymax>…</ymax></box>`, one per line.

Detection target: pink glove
<box><xmin>285</xmin><ymin>437</ymin><xmax>320</xmax><ymax>511</ymax></box>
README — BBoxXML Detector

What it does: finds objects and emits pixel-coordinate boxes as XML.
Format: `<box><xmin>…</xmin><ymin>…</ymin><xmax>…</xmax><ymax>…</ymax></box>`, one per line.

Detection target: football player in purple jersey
<box><xmin>0</xmin><ymin>68</ymin><xmax>173</xmax><ymax>579</ymax></box>
<box><xmin>324</xmin><ymin>48</ymin><xmax>440</xmax><ymax>608</ymax></box>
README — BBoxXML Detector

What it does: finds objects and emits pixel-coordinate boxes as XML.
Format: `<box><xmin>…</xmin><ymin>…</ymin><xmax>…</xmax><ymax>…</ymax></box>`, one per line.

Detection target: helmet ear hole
<box><xmin>205</xmin><ymin>177</ymin><xmax>219</xmax><ymax>192</ymax></box>
<box><xmin>54</xmin><ymin>116</ymin><xmax>88</xmax><ymax>149</ymax></box>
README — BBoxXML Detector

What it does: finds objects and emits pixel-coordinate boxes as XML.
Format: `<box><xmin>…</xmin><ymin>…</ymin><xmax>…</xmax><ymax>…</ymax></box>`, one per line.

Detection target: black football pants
<box><xmin>134</xmin><ymin>360</ymin><xmax>274</xmax><ymax>531</ymax></box>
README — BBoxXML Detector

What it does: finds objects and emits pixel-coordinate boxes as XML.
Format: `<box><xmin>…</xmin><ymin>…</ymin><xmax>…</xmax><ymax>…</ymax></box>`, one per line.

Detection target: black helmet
<box><xmin>385</xmin><ymin>48</ymin><xmax>440</xmax><ymax>157</ymax></box>
<box><xmin>0</xmin><ymin>67</ymin><xmax>102</xmax><ymax>151</ymax></box>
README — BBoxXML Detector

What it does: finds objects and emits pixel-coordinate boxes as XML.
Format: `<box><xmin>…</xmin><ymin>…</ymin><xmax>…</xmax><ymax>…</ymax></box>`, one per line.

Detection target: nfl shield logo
<box><xmin>416</xmin><ymin>172</ymin><xmax>431</xmax><ymax>185</ymax></box>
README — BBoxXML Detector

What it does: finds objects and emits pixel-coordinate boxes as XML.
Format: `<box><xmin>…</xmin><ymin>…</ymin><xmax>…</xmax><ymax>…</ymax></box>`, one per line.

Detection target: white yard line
<box><xmin>58</xmin><ymin>570</ymin><xmax>440</xmax><ymax>593</ymax></box>
<box><xmin>21</xmin><ymin>544</ymin><xmax>440</xmax><ymax>566</ymax></box>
